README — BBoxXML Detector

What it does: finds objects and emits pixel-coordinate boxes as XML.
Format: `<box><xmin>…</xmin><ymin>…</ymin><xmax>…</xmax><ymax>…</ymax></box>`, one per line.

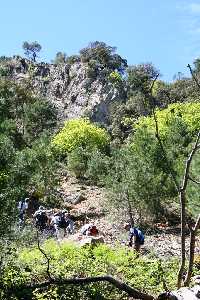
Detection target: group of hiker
<box><xmin>18</xmin><ymin>199</ymin><xmax>75</xmax><ymax>239</ymax></box>
<box><xmin>17</xmin><ymin>197</ymin><xmax>145</xmax><ymax>251</ymax></box>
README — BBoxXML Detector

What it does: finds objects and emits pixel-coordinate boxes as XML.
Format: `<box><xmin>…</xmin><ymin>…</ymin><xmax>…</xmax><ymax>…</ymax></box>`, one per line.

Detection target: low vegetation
<box><xmin>1</xmin><ymin>240</ymin><xmax>180</xmax><ymax>299</ymax></box>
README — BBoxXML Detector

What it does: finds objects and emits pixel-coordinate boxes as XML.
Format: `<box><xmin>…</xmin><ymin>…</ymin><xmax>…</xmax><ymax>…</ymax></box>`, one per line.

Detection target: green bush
<box><xmin>67</xmin><ymin>147</ymin><xmax>88</xmax><ymax>178</ymax></box>
<box><xmin>128</xmin><ymin>102</ymin><xmax>200</xmax><ymax>218</ymax></box>
<box><xmin>109</xmin><ymin>71</ymin><xmax>123</xmax><ymax>86</ymax></box>
<box><xmin>0</xmin><ymin>66</ymin><xmax>10</xmax><ymax>77</ymax></box>
<box><xmin>52</xmin><ymin>118</ymin><xmax>110</xmax><ymax>155</ymax></box>
<box><xmin>52</xmin><ymin>119</ymin><xmax>110</xmax><ymax>178</ymax></box>
<box><xmin>86</xmin><ymin>149</ymin><xmax>110</xmax><ymax>183</ymax></box>
<box><xmin>136</xmin><ymin>102</ymin><xmax>200</xmax><ymax>136</ymax></box>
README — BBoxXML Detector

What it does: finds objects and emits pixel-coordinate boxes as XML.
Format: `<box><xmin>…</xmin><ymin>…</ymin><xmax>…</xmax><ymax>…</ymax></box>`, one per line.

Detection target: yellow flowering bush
<box><xmin>52</xmin><ymin>118</ymin><xmax>110</xmax><ymax>155</ymax></box>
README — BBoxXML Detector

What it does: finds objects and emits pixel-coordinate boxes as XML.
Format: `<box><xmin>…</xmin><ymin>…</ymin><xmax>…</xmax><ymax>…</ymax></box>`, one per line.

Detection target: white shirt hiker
<box><xmin>18</xmin><ymin>200</ymin><xmax>28</xmax><ymax>213</ymax></box>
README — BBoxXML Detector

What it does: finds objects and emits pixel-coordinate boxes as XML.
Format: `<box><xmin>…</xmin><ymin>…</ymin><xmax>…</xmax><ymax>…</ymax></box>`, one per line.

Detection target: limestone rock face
<box><xmin>3</xmin><ymin>56</ymin><xmax>125</xmax><ymax>124</ymax></box>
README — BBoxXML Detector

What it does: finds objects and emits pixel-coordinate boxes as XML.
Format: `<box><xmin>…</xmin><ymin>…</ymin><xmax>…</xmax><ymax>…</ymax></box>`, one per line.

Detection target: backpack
<box><xmin>134</xmin><ymin>228</ymin><xmax>145</xmax><ymax>245</ymax></box>
<box><xmin>89</xmin><ymin>225</ymin><xmax>98</xmax><ymax>236</ymax></box>
<box><xmin>57</xmin><ymin>215</ymin><xmax>67</xmax><ymax>229</ymax></box>
<box><xmin>36</xmin><ymin>211</ymin><xmax>47</xmax><ymax>225</ymax></box>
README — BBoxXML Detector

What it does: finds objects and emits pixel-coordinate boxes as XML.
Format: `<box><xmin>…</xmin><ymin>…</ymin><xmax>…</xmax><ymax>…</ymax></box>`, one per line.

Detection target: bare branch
<box><xmin>4</xmin><ymin>275</ymin><xmax>155</xmax><ymax>300</ymax></box>
<box><xmin>181</xmin><ymin>131</ymin><xmax>200</xmax><ymax>191</ymax></box>
<box><xmin>36</xmin><ymin>231</ymin><xmax>52</xmax><ymax>281</ymax></box>
<box><xmin>188</xmin><ymin>176</ymin><xmax>200</xmax><ymax>185</ymax></box>
<box><xmin>187</xmin><ymin>64</ymin><xmax>200</xmax><ymax>91</ymax></box>
<box><xmin>150</xmin><ymin>73</ymin><xmax>160</xmax><ymax>94</ymax></box>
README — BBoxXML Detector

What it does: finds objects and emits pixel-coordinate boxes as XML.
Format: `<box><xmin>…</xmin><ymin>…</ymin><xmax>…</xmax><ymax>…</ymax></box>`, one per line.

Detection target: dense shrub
<box><xmin>52</xmin><ymin>118</ymin><xmax>110</xmax><ymax>155</ymax></box>
<box><xmin>52</xmin><ymin>119</ymin><xmax>110</xmax><ymax>178</ymax></box>
<box><xmin>130</xmin><ymin>102</ymin><xmax>200</xmax><ymax>218</ymax></box>
<box><xmin>0</xmin><ymin>78</ymin><xmax>59</xmax><ymax>232</ymax></box>
<box><xmin>67</xmin><ymin>147</ymin><xmax>88</xmax><ymax>178</ymax></box>
<box><xmin>136</xmin><ymin>102</ymin><xmax>200</xmax><ymax>135</ymax></box>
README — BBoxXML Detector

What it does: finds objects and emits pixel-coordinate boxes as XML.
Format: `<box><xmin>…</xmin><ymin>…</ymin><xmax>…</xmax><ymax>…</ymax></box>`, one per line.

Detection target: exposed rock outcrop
<box><xmin>1</xmin><ymin>56</ymin><xmax>126</xmax><ymax>124</ymax></box>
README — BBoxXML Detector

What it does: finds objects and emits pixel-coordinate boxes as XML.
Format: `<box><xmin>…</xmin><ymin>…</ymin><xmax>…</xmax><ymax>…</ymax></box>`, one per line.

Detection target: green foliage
<box><xmin>67</xmin><ymin>147</ymin><xmax>109</xmax><ymax>181</ymax></box>
<box><xmin>109</xmin><ymin>71</ymin><xmax>123</xmax><ymax>86</ymax></box>
<box><xmin>119</xmin><ymin>63</ymin><xmax>160</xmax><ymax>120</ymax></box>
<box><xmin>136</xmin><ymin>102</ymin><xmax>200</xmax><ymax>136</ymax></box>
<box><xmin>104</xmin><ymin>102</ymin><xmax>200</xmax><ymax>222</ymax></box>
<box><xmin>53</xmin><ymin>52</ymin><xmax>67</xmax><ymax>64</ymax></box>
<box><xmin>65</xmin><ymin>55</ymin><xmax>80</xmax><ymax>65</ymax></box>
<box><xmin>80</xmin><ymin>41</ymin><xmax>127</xmax><ymax>72</ymax></box>
<box><xmin>52</xmin><ymin>118</ymin><xmax>110</xmax><ymax>178</ymax></box>
<box><xmin>0</xmin><ymin>78</ymin><xmax>59</xmax><ymax>236</ymax></box>
<box><xmin>127</xmin><ymin>63</ymin><xmax>159</xmax><ymax>97</ymax></box>
<box><xmin>0</xmin><ymin>134</ymin><xmax>15</xmax><ymax>169</ymax></box>
<box><xmin>0</xmin><ymin>171</ymin><xmax>8</xmax><ymax>189</ymax></box>
<box><xmin>0</xmin><ymin>240</ymin><xmax>179</xmax><ymax>299</ymax></box>
<box><xmin>107</xmin><ymin>103</ymin><xmax>133</xmax><ymax>141</ymax></box>
<box><xmin>67</xmin><ymin>147</ymin><xmax>88</xmax><ymax>178</ymax></box>
<box><xmin>0</xmin><ymin>78</ymin><xmax>57</xmax><ymax>144</ymax></box>
<box><xmin>0</xmin><ymin>66</ymin><xmax>10</xmax><ymax>77</ymax></box>
<box><xmin>10</xmin><ymin>135</ymin><xmax>61</xmax><ymax>207</ymax></box>
<box><xmin>23</xmin><ymin>99</ymin><xmax>57</xmax><ymax>142</ymax></box>
<box><xmin>52</xmin><ymin>118</ymin><xmax>110</xmax><ymax>155</ymax></box>
<box><xmin>104</xmin><ymin>144</ymin><xmax>173</xmax><ymax>222</ymax></box>
<box><xmin>86</xmin><ymin>149</ymin><xmax>110</xmax><ymax>183</ymax></box>
<box><xmin>79</xmin><ymin>41</ymin><xmax>127</xmax><ymax>81</ymax></box>
<box><xmin>129</xmin><ymin>102</ymin><xmax>200</xmax><ymax>218</ymax></box>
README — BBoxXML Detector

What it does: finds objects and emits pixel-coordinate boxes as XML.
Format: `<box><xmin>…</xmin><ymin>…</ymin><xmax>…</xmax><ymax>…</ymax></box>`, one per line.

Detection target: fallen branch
<box><xmin>5</xmin><ymin>275</ymin><xmax>155</xmax><ymax>300</ymax></box>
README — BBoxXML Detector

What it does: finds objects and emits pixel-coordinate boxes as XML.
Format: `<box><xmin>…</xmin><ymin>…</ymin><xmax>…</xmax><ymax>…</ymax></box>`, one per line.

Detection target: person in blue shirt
<box><xmin>124</xmin><ymin>223</ymin><xmax>144</xmax><ymax>251</ymax></box>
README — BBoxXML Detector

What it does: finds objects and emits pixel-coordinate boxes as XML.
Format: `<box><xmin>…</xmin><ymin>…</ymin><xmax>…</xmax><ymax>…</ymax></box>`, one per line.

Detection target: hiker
<box><xmin>51</xmin><ymin>211</ymin><xmax>68</xmax><ymax>240</ymax></box>
<box><xmin>33</xmin><ymin>206</ymin><xmax>48</xmax><ymax>232</ymax></box>
<box><xmin>80</xmin><ymin>223</ymin><xmax>99</xmax><ymax>237</ymax></box>
<box><xmin>65</xmin><ymin>212</ymin><xmax>75</xmax><ymax>234</ymax></box>
<box><xmin>26</xmin><ymin>192</ymin><xmax>40</xmax><ymax>217</ymax></box>
<box><xmin>124</xmin><ymin>223</ymin><xmax>144</xmax><ymax>252</ymax></box>
<box><xmin>18</xmin><ymin>197</ymin><xmax>29</xmax><ymax>227</ymax></box>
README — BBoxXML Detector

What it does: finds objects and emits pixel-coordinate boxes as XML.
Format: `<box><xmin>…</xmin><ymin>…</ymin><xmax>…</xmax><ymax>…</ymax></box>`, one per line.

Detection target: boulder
<box><xmin>158</xmin><ymin>277</ymin><xmax>200</xmax><ymax>299</ymax></box>
<box><xmin>79</xmin><ymin>236</ymin><xmax>104</xmax><ymax>248</ymax></box>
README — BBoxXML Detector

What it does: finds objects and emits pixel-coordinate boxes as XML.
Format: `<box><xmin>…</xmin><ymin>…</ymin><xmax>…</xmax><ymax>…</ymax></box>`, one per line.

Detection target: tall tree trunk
<box><xmin>177</xmin><ymin>190</ymin><xmax>186</xmax><ymax>288</ymax></box>
<box><xmin>184</xmin><ymin>227</ymin><xmax>195</xmax><ymax>286</ymax></box>
<box><xmin>184</xmin><ymin>214</ymin><xmax>200</xmax><ymax>286</ymax></box>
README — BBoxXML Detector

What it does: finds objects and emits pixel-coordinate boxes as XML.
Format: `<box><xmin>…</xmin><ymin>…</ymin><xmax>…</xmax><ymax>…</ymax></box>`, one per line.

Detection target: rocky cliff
<box><xmin>1</xmin><ymin>56</ymin><xmax>126</xmax><ymax>124</ymax></box>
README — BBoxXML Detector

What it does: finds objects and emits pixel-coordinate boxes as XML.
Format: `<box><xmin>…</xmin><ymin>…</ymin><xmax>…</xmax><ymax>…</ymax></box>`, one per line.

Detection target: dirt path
<box><xmin>60</xmin><ymin>176</ymin><xmax>200</xmax><ymax>259</ymax></box>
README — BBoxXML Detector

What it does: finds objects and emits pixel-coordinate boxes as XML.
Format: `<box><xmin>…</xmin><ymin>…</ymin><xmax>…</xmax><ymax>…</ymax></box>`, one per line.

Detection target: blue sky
<box><xmin>1</xmin><ymin>0</ymin><xmax>200</xmax><ymax>81</ymax></box>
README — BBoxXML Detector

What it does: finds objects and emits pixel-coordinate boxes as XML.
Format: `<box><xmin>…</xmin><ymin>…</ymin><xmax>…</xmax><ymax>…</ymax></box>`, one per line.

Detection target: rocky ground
<box><xmin>59</xmin><ymin>176</ymin><xmax>200</xmax><ymax>260</ymax></box>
